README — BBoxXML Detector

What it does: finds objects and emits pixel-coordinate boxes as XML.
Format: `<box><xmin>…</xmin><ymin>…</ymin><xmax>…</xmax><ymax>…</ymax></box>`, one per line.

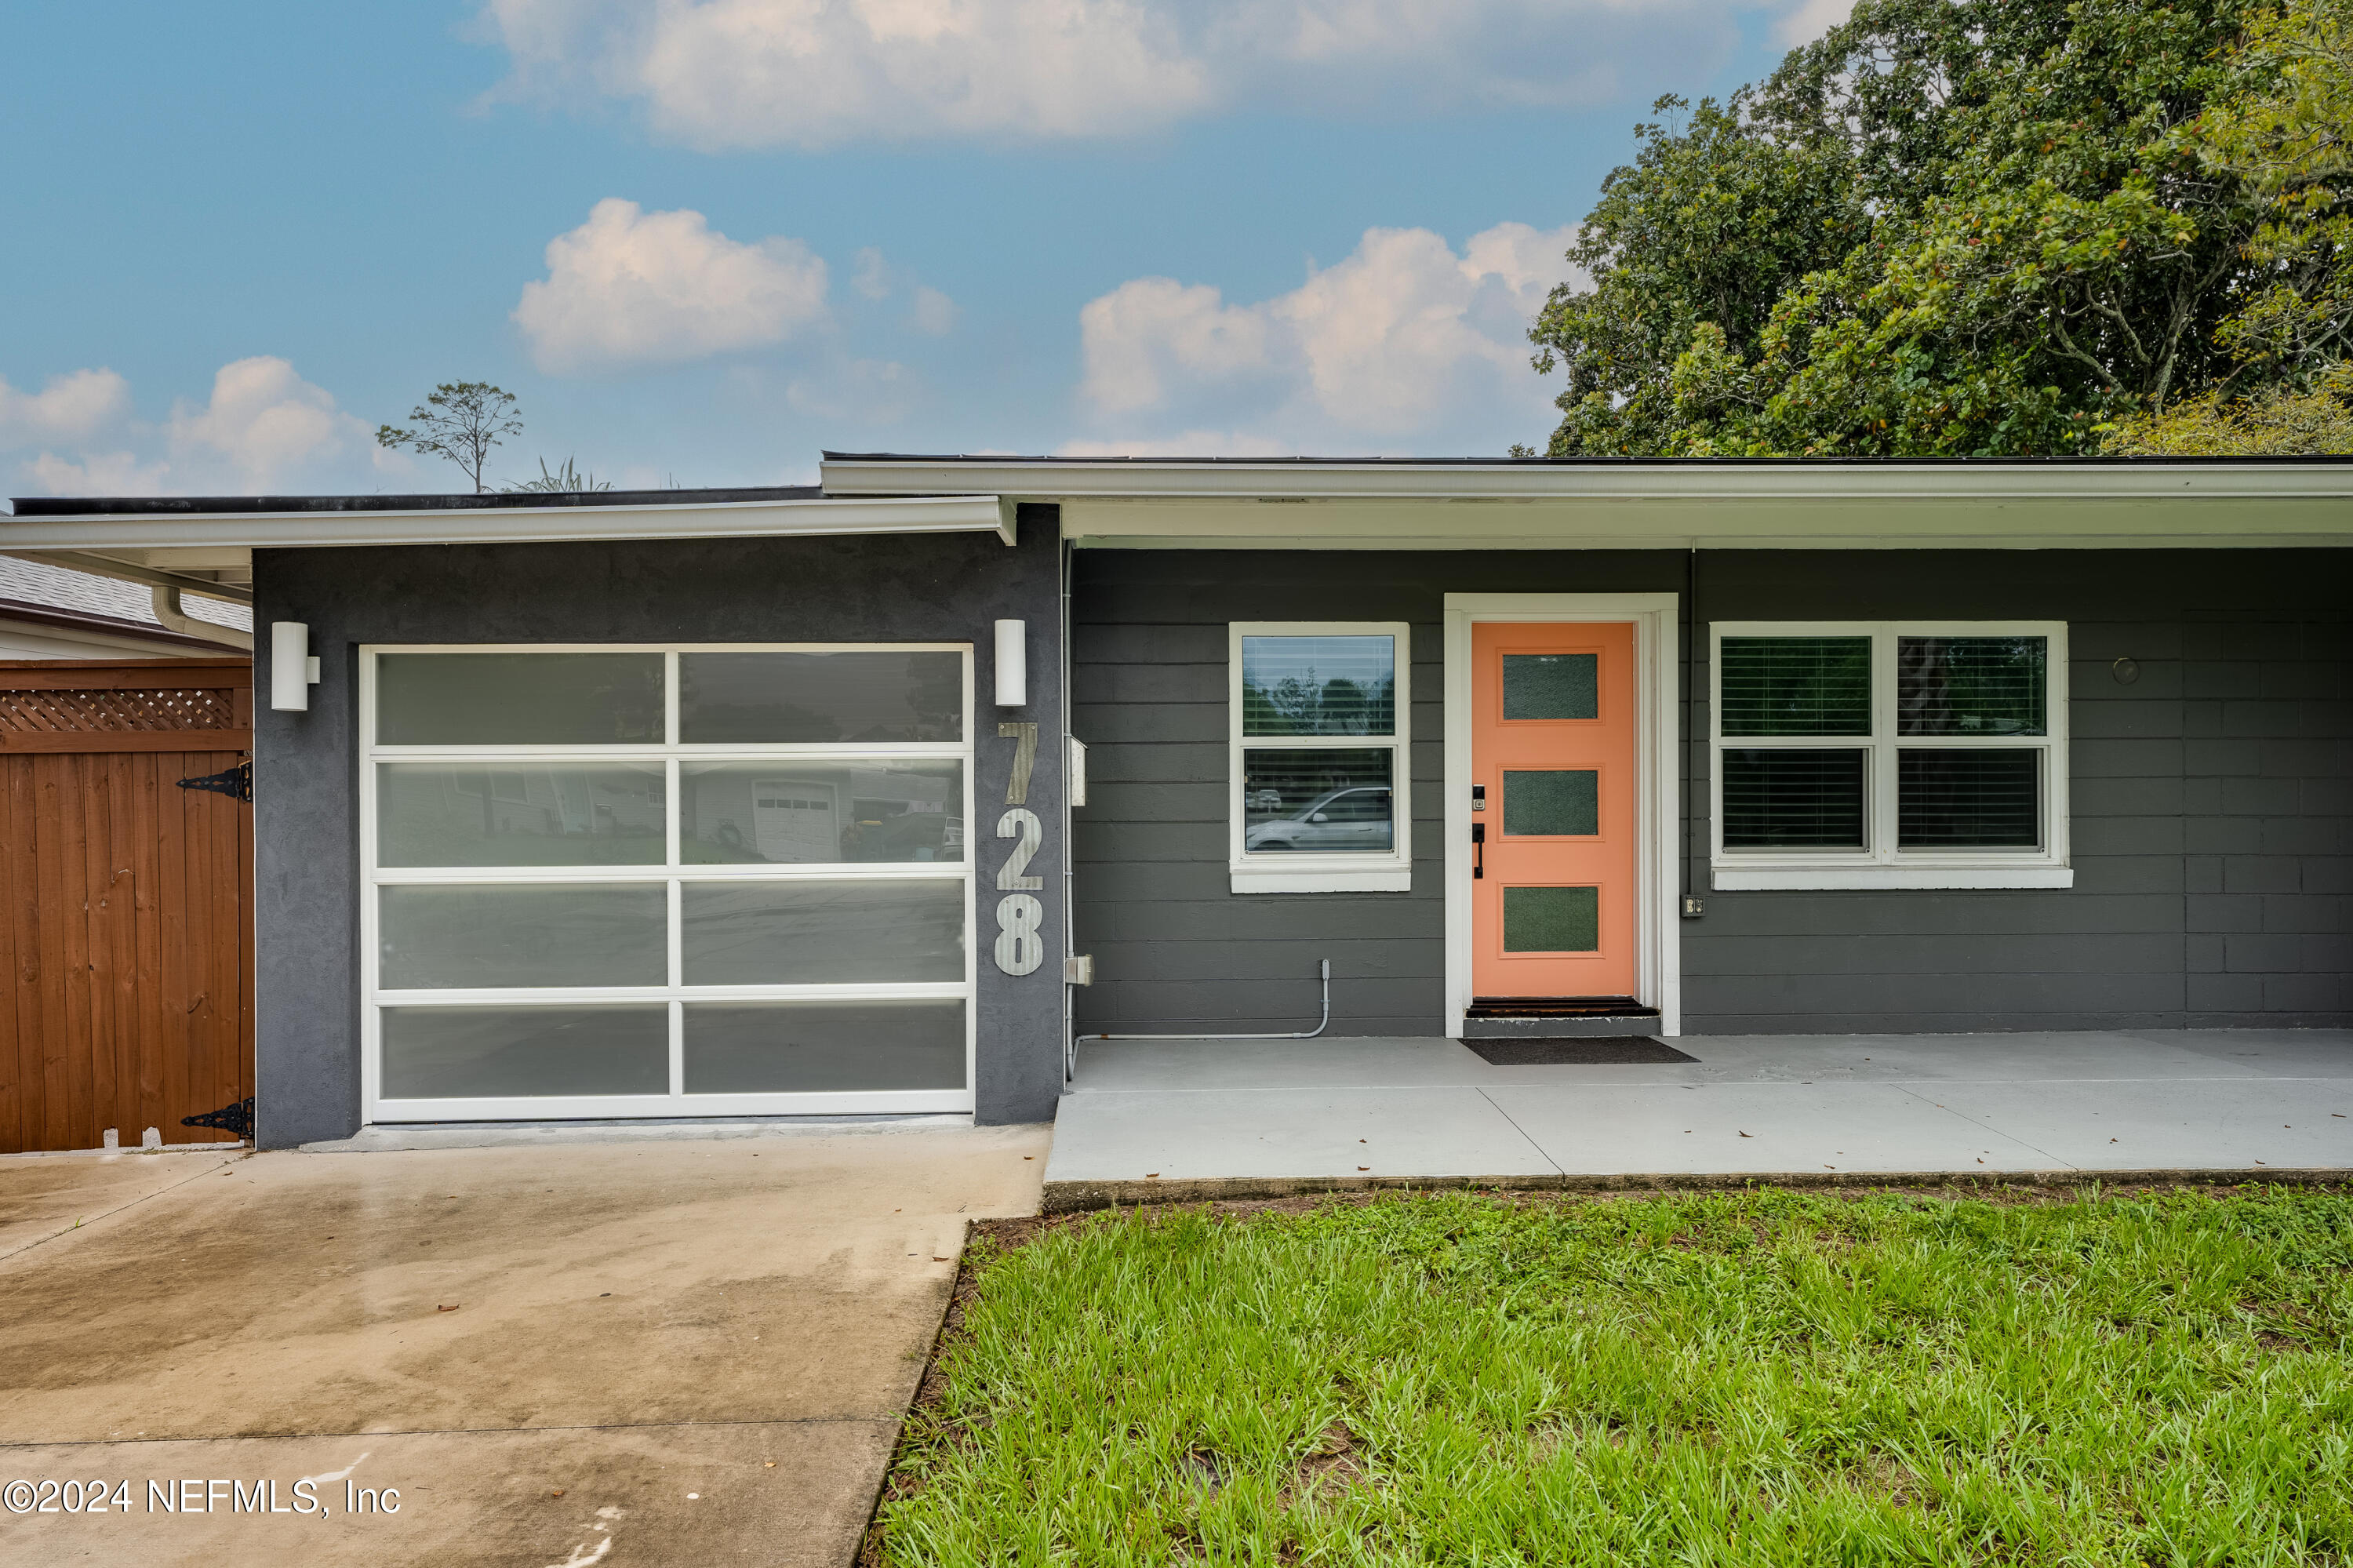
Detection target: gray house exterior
<box><xmin>6</xmin><ymin>457</ymin><xmax>2348</xmax><ymax>1148</ymax></box>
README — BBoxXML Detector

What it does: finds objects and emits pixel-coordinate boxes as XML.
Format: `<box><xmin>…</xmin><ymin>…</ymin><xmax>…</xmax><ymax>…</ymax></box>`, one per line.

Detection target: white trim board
<box><xmin>1226</xmin><ymin>620</ymin><xmax>1413</xmax><ymax>894</ymax></box>
<box><xmin>0</xmin><ymin>494</ymin><xmax>1016</xmax><ymax>556</ymax></box>
<box><xmin>1707</xmin><ymin>620</ymin><xmax>2072</xmax><ymax>890</ymax></box>
<box><xmin>1442</xmin><ymin>594</ymin><xmax>1682</xmax><ymax>1039</ymax></box>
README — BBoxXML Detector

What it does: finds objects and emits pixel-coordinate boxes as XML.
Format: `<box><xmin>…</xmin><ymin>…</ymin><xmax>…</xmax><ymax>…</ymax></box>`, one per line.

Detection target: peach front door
<box><xmin>1470</xmin><ymin>621</ymin><xmax>1639</xmax><ymax>999</ymax></box>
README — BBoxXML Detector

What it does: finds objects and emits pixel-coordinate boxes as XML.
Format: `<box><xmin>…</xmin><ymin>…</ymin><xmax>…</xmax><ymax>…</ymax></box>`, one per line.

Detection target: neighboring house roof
<box><xmin>0</xmin><ymin>554</ymin><xmax>251</xmax><ymax>652</ymax></box>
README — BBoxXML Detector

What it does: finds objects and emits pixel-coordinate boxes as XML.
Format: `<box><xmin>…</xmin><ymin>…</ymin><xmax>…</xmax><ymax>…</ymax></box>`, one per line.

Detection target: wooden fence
<box><xmin>1</xmin><ymin>660</ymin><xmax>254</xmax><ymax>1153</ymax></box>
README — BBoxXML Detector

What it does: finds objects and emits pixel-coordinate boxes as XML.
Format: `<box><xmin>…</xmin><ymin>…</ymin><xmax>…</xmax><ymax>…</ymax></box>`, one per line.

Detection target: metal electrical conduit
<box><xmin>1071</xmin><ymin>960</ymin><xmax>1332</xmax><ymax>1068</ymax></box>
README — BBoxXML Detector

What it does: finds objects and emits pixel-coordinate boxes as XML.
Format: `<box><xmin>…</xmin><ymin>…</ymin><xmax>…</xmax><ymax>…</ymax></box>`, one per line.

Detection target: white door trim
<box><xmin>1442</xmin><ymin>593</ymin><xmax>1682</xmax><ymax>1038</ymax></box>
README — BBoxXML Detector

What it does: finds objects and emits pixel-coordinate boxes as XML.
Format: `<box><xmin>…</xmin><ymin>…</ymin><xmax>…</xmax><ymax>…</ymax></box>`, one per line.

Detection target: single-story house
<box><xmin>5</xmin><ymin>456</ymin><xmax>2348</xmax><ymax>1148</ymax></box>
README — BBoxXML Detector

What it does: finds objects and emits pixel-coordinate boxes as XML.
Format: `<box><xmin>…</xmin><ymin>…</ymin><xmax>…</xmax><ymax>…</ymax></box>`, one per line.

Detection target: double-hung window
<box><xmin>1710</xmin><ymin>623</ymin><xmax>2069</xmax><ymax>889</ymax></box>
<box><xmin>361</xmin><ymin>644</ymin><xmax>974</xmax><ymax>1121</ymax></box>
<box><xmin>1229</xmin><ymin>622</ymin><xmax>1412</xmax><ymax>893</ymax></box>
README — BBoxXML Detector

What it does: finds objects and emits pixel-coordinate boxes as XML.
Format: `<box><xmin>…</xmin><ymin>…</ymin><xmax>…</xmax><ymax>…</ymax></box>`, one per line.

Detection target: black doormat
<box><xmin>1467</xmin><ymin>1036</ymin><xmax>1699</xmax><ymax>1066</ymax></box>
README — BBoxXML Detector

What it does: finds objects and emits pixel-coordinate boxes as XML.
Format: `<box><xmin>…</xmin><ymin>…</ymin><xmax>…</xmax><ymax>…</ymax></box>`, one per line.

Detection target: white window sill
<box><xmin>1231</xmin><ymin>863</ymin><xmax>1412</xmax><ymax>894</ymax></box>
<box><xmin>1711</xmin><ymin>863</ymin><xmax>2075</xmax><ymax>891</ymax></box>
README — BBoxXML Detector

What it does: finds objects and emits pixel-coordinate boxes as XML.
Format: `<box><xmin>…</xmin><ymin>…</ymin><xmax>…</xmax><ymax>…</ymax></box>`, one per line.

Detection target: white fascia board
<box><xmin>0</xmin><ymin>493</ymin><xmax>1015</xmax><ymax>553</ymax></box>
<box><xmin>820</xmin><ymin>460</ymin><xmax>2353</xmax><ymax>550</ymax></box>
<box><xmin>821</xmin><ymin>456</ymin><xmax>2353</xmax><ymax>503</ymax></box>
<box><xmin>1055</xmin><ymin>495</ymin><xmax>2353</xmax><ymax>550</ymax></box>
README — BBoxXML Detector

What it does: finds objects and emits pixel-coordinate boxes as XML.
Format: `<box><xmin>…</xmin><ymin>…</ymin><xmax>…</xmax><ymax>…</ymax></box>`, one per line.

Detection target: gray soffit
<box><xmin>817</xmin><ymin>454</ymin><xmax>2353</xmax><ymax>551</ymax></box>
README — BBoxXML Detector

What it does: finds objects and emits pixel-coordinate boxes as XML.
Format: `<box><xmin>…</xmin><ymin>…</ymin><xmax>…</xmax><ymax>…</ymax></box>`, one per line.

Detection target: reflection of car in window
<box><xmin>1244</xmin><ymin>786</ymin><xmax>1392</xmax><ymax>852</ymax></box>
<box><xmin>1244</xmin><ymin>787</ymin><xmax>1283</xmax><ymax>812</ymax></box>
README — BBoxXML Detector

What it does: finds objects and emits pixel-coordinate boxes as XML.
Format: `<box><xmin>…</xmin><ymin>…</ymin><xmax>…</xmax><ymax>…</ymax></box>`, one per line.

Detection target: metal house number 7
<box><xmin>992</xmin><ymin>722</ymin><xmax>1046</xmax><ymax>977</ymax></box>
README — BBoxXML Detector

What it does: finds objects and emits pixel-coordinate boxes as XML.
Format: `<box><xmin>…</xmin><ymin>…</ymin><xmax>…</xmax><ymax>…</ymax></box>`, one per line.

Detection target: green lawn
<box><xmin>876</xmin><ymin>1188</ymin><xmax>2353</xmax><ymax>1566</ymax></box>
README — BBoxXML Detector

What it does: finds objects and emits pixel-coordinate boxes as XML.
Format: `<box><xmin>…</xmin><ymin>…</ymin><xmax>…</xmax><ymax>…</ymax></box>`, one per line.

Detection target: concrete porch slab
<box><xmin>1043</xmin><ymin>1031</ymin><xmax>2353</xmax><ymax>1207</ymax></box>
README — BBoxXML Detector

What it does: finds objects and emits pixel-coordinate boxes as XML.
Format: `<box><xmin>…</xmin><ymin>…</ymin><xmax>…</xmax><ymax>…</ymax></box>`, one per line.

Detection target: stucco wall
<box><xmin>1067</xmin><ymin>547</ymin><xmax>2352</xmax><ymax>1039</ymax></box>
<box><xmin>252</xmin><ymin>508</ymin><xmax>1065</xmax><ymax>1148</ymax></box>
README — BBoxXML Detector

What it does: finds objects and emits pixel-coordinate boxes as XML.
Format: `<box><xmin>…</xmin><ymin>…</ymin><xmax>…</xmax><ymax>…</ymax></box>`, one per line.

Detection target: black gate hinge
<box><xmin>176</xmin><ymin>761</ymin><xmax>252</xmax><ymax>802</ymax></box>
<box><xmin>182</xmin><ymin>1097</ymin><xmax>254</xmax><ymax>1141</ymax></box>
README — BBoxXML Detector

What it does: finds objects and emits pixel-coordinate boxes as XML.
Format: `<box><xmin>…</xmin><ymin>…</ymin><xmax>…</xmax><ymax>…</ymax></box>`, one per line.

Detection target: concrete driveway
<box><xmin>0</xmin><ymin>1124</ymin><xmax>1046</xmax><ymax>1566</ymax></box>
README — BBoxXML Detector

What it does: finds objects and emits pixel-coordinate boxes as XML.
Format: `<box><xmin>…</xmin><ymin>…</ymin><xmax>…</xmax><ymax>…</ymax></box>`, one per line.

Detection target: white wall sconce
<box><xmin>994</xmin><ymin>619</ymin><xmax>1026</xmax><ymax>707</ymax></box>
<box><xmin>271</xmin><ymin>621</ymin><xmax>322</xmax><ymax>711</ymax></box>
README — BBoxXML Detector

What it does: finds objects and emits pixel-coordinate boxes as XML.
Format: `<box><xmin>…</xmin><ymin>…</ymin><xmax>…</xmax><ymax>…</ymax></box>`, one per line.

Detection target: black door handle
<box><xmin>1471</xmin><ymin>821</ymin><xmax>1485</xmax><ymax>879</ymax></box>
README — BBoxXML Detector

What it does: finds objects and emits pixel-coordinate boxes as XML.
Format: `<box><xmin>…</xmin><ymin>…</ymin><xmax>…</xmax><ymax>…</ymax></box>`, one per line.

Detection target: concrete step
<box><xmin>1461</xmin><ymin>1013</ymin><xmax>1662</xmax><ymax>1040</ymax></box>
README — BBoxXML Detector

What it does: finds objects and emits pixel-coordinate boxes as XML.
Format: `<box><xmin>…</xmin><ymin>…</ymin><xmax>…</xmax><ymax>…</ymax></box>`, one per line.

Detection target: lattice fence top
<box><xmin>0</xmin><ymin>686</ymin><xmax>242</xmax><ymax>734</ymax></box>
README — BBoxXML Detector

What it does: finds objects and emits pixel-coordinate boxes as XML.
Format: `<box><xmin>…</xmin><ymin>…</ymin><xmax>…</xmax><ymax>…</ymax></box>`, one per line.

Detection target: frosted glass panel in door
<box><xmin>376</xmin><ymin>653</ymin><xmax>664</xmax><ymax>744</ymax></box>
<box><xmin>380</xmin><ymin>1006</ymin><xmax>668</xmax><ymax>1098</ymax></box>
<box><xmin>681</xmin><ymin>762</ymin><xmax>962</xmax><ymax>864</ymax></box>
<box><xmin>376</xmin><ymin>763</ymin><xmax>665</xmax><ymax>866</ymax></box>
<box><xmin>682</xmin><ymin>1000</ymin><xmax>966</xmax><ymax>1093</ymax></box>
<box><xmin>379</xmin><ymin>885</ymin><xmax>668</xmax><ymax>988</ymax></box>
<box><xmin>682</xmin><ymin>881</ymin><xmax>963</xmax><ymax>985</ymax></box>
<box><xmin>678</xmin><ymin>651</ymin><xmax>963</xmax><ymax>742</ymax></box>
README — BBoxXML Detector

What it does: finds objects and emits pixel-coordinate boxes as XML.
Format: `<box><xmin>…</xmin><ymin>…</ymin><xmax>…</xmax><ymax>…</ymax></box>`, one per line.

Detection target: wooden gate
<box><xmin>0</xmin><ymin>659</ymin><xmax>254</xmax><ymax>1153</ymax></box>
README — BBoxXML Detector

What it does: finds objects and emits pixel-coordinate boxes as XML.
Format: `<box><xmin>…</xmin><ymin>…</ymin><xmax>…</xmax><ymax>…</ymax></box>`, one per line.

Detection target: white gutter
<box><xmin>0</xmin><ymin>493</ymin><xmax>1018</xmax><ymax>551</ymax></box>
<box><xmin>820</xmin><ymin>456</ymin><xmax>2353</xmax><ymax>503</ymax></box>
<box><xmin>819</xmin><ymin>458</ymin><xmax>2353</xmax><ymax>551</ymax></box>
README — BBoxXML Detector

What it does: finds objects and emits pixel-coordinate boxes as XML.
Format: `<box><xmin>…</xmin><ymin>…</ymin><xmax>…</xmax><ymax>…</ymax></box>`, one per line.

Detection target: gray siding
<box><xmin>253</xmin><ymin>508</ymin><xmax>1065</xmax><ymax>1148</ymax></box>
<box><xmin>1069</xmin><ymin>548</ymin><xmax>2351</xmax><ymax>1039</ymax></box>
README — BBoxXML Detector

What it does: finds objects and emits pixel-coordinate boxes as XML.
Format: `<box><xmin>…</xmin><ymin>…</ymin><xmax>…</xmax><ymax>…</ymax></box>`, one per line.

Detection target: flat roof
<box><xmin>820</xmin><ymin>451</ymin><xmax>2353</xmax><ymax>467</ymax></box>
<box><xmin>10</xmin><ymin>485</ymin><xmax>824</xmax><ymax>518</ymax></box>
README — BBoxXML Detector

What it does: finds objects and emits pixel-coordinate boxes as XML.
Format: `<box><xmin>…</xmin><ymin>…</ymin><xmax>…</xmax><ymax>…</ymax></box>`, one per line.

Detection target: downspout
<box><xmin>1685</xmin><ymin>548</ymin><xmax>1699</xmax><ymax>905</ymax></box>
<box><xmin>1060</xmin><ymin>533</ymin><xmax>1078</xmax><ymax>1083</ymax></box>
<box><xmin>152</xmin><ymin>585</ymin><xmax>256</xmax><ymax>652</ymax></box>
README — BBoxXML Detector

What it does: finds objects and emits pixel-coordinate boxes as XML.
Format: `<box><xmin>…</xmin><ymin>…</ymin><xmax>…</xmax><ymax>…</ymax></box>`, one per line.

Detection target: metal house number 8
<box><xmin>994</xmin><ymin>806</ymin><xmax>1045</xmax><ymax>976</ymax></box>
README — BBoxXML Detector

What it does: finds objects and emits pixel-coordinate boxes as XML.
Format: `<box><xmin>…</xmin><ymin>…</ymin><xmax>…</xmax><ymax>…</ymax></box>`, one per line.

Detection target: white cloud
<box><xmin>13</xmin><ymin>357</ymin><xmax>387</xmax><ymax>498</ymax></box>
<box><xmin>23</xmin><ymin>450</ymin><xmax>171</xmax><ymax>496</ymax></box>
<box><xmin>1774</xmin><ymin>0</ymin><xmax>1853</xmax><ymax>43</ymax></box>
<box><xmin>851</xmin><ymin>246</ymin><xmax>893</xmax><ymax>300</ymax></box>
<box><xmin>1075</xmin><ymin>221</ymin><xmax>1582</xmax><ymax>453</ymax></box>
<box><xmin>1079</xmin><ymin>278</ymin><xmax>1273</xmax><ymax>413</ymax></box>
<box><xmin>908</xmin><ymin>285</ymin><xmax>959</xmax><ymax>337</ymax></box>
<box><xmin>515</xmin><ymin>198</ymin><xmax>831</xmax><ymax>373</ymax></box>
<box><xmin>167</xmin><ymin>357</ymin><xmax>375</xmax><ymax>492</ymax></box>
<box><xmin>482</xmin><ymin>0</ymin><xmax>1825</xmax><ymax>148</ymax></box>
<box><xmin>0</xmin><ymin>368</ymin><xmax>132</xmax><ymax>448</ymax></box>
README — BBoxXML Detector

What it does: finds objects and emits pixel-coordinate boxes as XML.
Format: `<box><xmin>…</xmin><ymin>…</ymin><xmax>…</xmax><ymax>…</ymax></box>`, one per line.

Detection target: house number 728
<box><xmin>992</xmin><ymin>720</ymin><xmax>1047</xmax><ymax>977</ymax></box>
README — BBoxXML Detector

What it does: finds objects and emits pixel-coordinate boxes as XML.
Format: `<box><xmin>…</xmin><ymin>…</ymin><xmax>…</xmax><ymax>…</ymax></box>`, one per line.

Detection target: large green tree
<box><xmin>1530</xmin><ymin>0</ymin><xmax>2350</xmax><ymax>457</ymax></box>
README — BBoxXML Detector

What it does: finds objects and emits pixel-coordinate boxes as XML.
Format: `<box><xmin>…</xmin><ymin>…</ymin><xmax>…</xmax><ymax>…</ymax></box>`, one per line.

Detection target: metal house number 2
<box><xmin>992</xmin><ymin>722</ymin><xmax>1046</xmax><ymax>977</ymax></box>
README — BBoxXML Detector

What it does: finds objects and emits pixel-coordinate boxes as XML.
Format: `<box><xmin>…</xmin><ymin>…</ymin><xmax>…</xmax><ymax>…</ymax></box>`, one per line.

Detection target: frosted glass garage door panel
<box><xmin>380</xmin><ymin>1006</ymin><xmax>669</xmax><ymax>1098</ymax></box>
<box><xmin>376</xmin><ymin>653</ymin><xmax>664</xmax><ymax>744</ymax></box>
<box><xmin>379</xmin><ymin>885</ymin><xmax>668</xmax><ymax>989</ymax></box>
<box><xmin>376</xmin><ymin>763</ymin><xmax>665</xmax><ymax>866</ymax></box>
<box><xmin>683</xmin><ymin>1001</ymin><xmax>966</xmax><ymax>1093</ymax></box>
<box><xmin>678</xmin><ymin>651</ymin><xmax>964</xmax><ymax>743</ymax></box>
<box><xmin>682</xmin><ymin>881</ymin><xmax>963</xmax><ymax>986</ymax></box>
<box><xmin>681</xmin><ymin>762</ymin><xmax>963</xmax><ymax>864</ymax></box>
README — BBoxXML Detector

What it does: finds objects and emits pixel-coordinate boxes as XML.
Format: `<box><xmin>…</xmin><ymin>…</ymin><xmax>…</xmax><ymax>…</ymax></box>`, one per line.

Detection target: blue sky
<box><xmin>2</xmin><ymin>0</ymin><xmax>1842</xmax><ymax>497</ymax></box>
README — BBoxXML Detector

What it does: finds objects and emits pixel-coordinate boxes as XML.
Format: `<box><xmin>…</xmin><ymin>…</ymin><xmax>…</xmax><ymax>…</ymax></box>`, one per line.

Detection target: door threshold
<box><xmin>1464</xmin><ymin>998</ymin><xmax>1664</xmax><ymax>1041</ymax></box>
<box><xmin>304</xmin><ymin>1113</ymin><xmax>973</xmax><ymax>1154</ymax></box>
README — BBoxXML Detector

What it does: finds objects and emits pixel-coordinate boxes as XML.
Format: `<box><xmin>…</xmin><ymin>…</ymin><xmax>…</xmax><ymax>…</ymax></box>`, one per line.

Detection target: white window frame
<box><xmin>1227</xmin><ymin>621</ymin><xmax>1412</xmax><ymax>893</ymax></box>
<box><xmin>1710</xmin><ymin>620</ymin><xmax>2071</xmax><ymax>890</ymax></box>
<box><xmin>358</xmin><ymin>642</ymin><xmax>976</xmax><ymax>1123</ymax></box>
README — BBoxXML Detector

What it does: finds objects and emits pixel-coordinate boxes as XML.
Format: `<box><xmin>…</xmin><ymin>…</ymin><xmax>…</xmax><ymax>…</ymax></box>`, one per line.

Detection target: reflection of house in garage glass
<box><xmin>682</xmin><ymin>762</ymin><xmax>963</xmax><ymax>864</ymax></box>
